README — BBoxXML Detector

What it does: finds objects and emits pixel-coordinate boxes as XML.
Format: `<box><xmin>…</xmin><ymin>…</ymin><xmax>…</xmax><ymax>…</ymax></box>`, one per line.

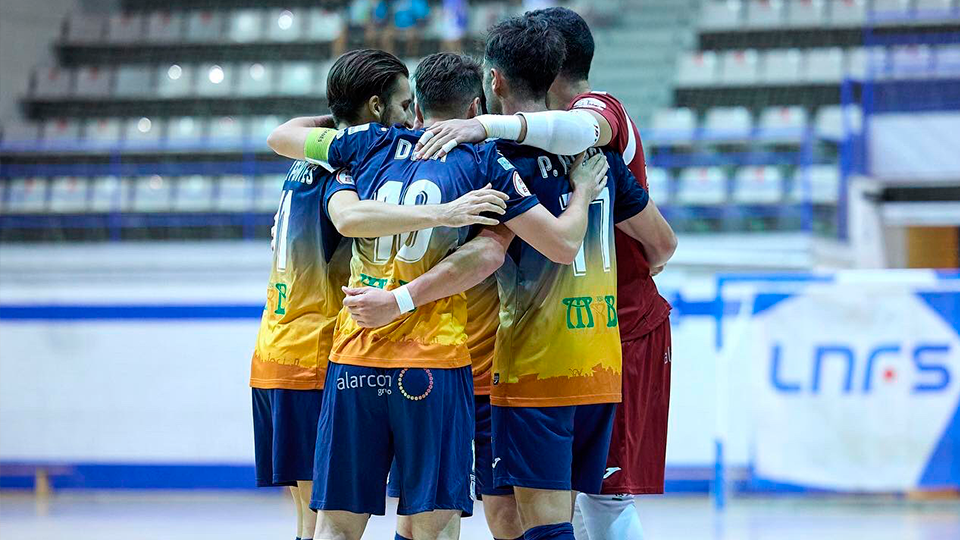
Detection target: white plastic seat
<box><xmin>787</xmin><ymin>0</ymin><xmax>827</xmax><ymax>27</ymax></box>
<box><xmin>278</xmin><ymin>62</ymin><xmax>317</xmax><ymax>96</ymax></box>
<box><xmin>651</xmin><ymin>108</ymin><xmax>697</xmax><ymax>143</ymax></box>
<box><xmin>703</xmin><ymin>107</ymin><xmax>754</xmax><ymax>140</ymax></box>
<box><xmin>49</xmin><ymin>176</ymin><xmax>88</xmax><ymax>213</ymax></box>
<box><xmin>174</xmin><ymin>175</ymin><xmax>215</xmax><ymax>212</ymax></box>
<box><xmin>763</xmin><ymin>49</ymin><xmax>804</xmax><ymax>84</ymax></box>
<box><xmin>891</xmin><ymin>45</ymin><xmax>934</xmax><ymax>78</ymax></box>
<box><xmin>677</xmin><ymin>51</ymin><xmax>719</xmax><ymax>87</ymax></box>
<box><xmin>846</xmin><ymin>47</ymin><xmax>888</xmax><ymax>79</ymax></box>
<box><xmin>804</xmin><ymin>47</ymin><xmax>844</xmax><ymax>83</ymax></box>
<box><xmin>44</xmin><ymin>118</ymin><xmax>82</xmax><ymax>145</ymax></box>
<box><xmin>217</xmin><ymin>175</ymin><xmax>254</xmax><ymax>212</ymax></box>
<box><xmin>64</xmin><ymin>14</ymin><xmax>105</xmax><ymax>43</ymax></box>
<box><xmin>33</xmin><ymin>67</ymin><xmax>73</xmax><ymax>98</ymax></box>
<box><xmin>829</xmin><ymin>0</ymin><xmax>867</xmax><ymax>27</ymax></box>
<box><xmin>791</xmin><ymin>165</ymin><xmax>839</xmax><ymax>204</ymax></box>
<box><xmin>84</xmin><ymin>118</ymin><xmax>122</xmax><ymax>147</ymax></box>
<box><xmin>916</xmin><ymin>0</ymin><xmax>955</xmax><ymax>16</ymax></box>
<box><xmin>132</xmin><ymin>175</ymin><xmax>173</xmax><ymax>212</ymax></box>
<box><xmin>678</xmin><ymin>167</ymin><xmax>728</xmax><ymax>206</ymax></box>
<box><xmin>90</xmin><ymin>176</ymin><xmax>126</xmax><ymax>212</ymax></box>
<box><xmin>245</xmin><ymin>115</ymin><xmax>282</xmax><ymax>149</ymax></box>
<box><xmin>5</xmin><ymin>178</ymin><xmax>48</xmax><ymax>213</ymax></box>
<box><xmin>157</xmin><ymin>64</ymin><xmax>194</xmax><ymax>97</ymax></box>
<box><xmin>197</xmin><ymin>64</ymin><xmax>233</xmax><ymax>96</ymax></box>
<box><xmin>115</xmin><ymin>65</ymin><xmax>154</xmax><ymax>97</ymax></box>
<box><xmin>229</xmin><ymin>10</ymin><xmax>264</xmax><ymax>43</ymax></box>
<box><xmin>267</xmin><ymin>8</ymin><xmax>306</xmax><ymax>41</ymax></box>
<box><xmin>645</xmin><ymin>167</ymin><xmax>671</xmax><ymax>204</ymax></box>
<box><xmin>758</xmin><ymin>106</ymin><xmax>808</xmax><ymax>143</ymax></box>
<box><xmin>123</xmin><ymin>117</ymin><xmax>162</xmax><ymax>148</ymax></box>
<box><xmin>166</xmin><ymin>116</ymin><xmax>206</xmax><ymax>148</ymax></box>
<box><xmin>185</xmin><ymin>11</ymin><xmax>223</xmax><ymax>43</ymax></box>
<box><xmin>870</xmin><ymin>0</ymin><xmax>912</xmax><ymax>19</ymax></box>
<box><xmin>107</xmin><ymin>13</ymin><xmax>144</xmax><ymax>43</ymax></box>
<box><xmin>720</xmin><ymin>50</ymin><xmax>760</xmax><ymax>86</ymax></box>
<box><xmin>308</xmin><ymin>8</ymin><xmax>345</xmax><ymax>42</ymax></box>
<box><xmin>255</xmin><ymin>175</ymin><xmax>286</xmax><ymax>212</ymax></box>
<box><xmin>146</xmin><ymin>11</ymin><xmax>183</xmax><ymax>43</ymax></box>
<box><xmin>74</xmin><ymin>66</ymin><xmax>112</xmax><ymax>97</ymax></box>
<box><xmin>1</xmin><ymin>121</ymin><xmax>43</xmax><ymax>145</ymax></box>
<box><xmin>237</xmin><ymin>62</ymin><xmax>274</xmax><ymax>96</ymax></box>
<box><xmin>746</xmin><ymin>0</ymin><xmax>785</xmax><ymax>28</ymax></box>
<box><xmin>209</xmin><ymin>116</ymin><xmax>243</xmax><ymax>149</ymax></box>
<box><xmin>935</xmin><ymin>44</ymin><xmax>960</xmax><ymax>75</ymax></box>
<box><xmin>733</xmin><ymin>166</ymin><xmax>785</xmax><ymax>204</ymax></box>
<box><xmin>815</xmin><ymin>105</ymin><xmax>863</xmax><ymax>141</ymax></box>
<box><xmin>700</xmin><ymin>0</ymin><xmax>744</xmax><ymax>30</ymax></box>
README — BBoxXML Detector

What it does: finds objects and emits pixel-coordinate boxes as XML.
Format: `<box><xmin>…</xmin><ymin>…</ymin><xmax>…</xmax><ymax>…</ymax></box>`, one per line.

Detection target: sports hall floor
<box><xmin>1</xmin><ymin>491</ymin><xmax>957</xmax><ymax>539</ymax></box>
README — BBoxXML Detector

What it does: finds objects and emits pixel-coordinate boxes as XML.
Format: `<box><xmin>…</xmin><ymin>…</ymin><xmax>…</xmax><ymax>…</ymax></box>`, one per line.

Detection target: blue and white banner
<box><xmin>720</xmin><ymin>271</ymin><xmax>960</xmax><ymax>492</ymax></box>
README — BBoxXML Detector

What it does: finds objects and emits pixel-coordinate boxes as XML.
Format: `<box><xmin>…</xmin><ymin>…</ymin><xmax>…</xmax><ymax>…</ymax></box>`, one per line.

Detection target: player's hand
<box><xmin>436</xmin><ymin>183</ymin><xmax>508</xmax><ymax>227</ymax></box>
<box><xmin>651</xmin><ymin>265</ymin><xmax>665</xmax><ymax>277</ymax></box>
<box><xmin>342</xmin><ymin>286</ymin><xmax>402</xmax><ymax>328</ymax></box>
<box><xmin>569</xmin><ymin>152</ymin><xmax>609</xmax><ymax>200</ymax></box>
<box><xmin>413</xmin><ymin>118</ymin><xmax>487</xmax><ymax>161</ymax></box>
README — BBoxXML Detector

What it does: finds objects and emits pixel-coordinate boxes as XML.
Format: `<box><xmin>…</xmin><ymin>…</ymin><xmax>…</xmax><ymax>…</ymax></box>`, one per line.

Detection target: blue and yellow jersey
<box><xmin>466</xmin><ymin>275</ymin><xmax>500</xmax><ymax>395</ymax></box>
<box><xmin>490</xmin><ymin>143</ymin><xmax>649</xmax><ymax>407</ymax></box>
<box><xmin>249</xmin><ymin>160</ymin><xmax>352</xmax><ymax>390</ymax></box>
<box><xmin>312</xmin><ymin>123</ymin><xmax>538</xmax><ymax>369</ymax></box>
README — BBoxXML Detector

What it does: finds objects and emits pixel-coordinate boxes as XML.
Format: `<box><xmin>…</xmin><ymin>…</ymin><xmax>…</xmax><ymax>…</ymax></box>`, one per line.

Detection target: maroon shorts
<box><xmin>601</xmin><ymin>318</ymin><xmax>672</xmax><ymax>495</ymax></box>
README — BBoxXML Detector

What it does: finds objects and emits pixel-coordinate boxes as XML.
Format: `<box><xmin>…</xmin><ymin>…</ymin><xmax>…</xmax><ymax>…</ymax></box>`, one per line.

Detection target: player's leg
<box><xmin>492</xmin><ymin>405</ymin><xmax>579</xmax><ymax>539</ymax></box>
<box><xmin>575</xmin><ymin>493</ymin><xmax>644</xmax><ymax>540</ymax></box>
<box><xmin>568</xmin><ymin>402</ymin><xmax>620</xmax><ymax>540</ymax></box>
<box><xmin>395</xmin><ymin>515</ymin><xmax>414</xmax><ymax>540</ymax></box>
<box><xmin>289</xmin><ymin>486</ymin><xmax>304</xmax><ymax>539</ymax></box>
<box><xmin>310</xmin><ymin>364</ymin><xmax>393</xmax><ymax>540</ymax></box>
<box><xmin>390</xmin><ymin>366</ymin><xmax>474</xmax><ymax>538</ymax></box>
<box><xmin>270</xmin><ymin>389</ymin><xmax>324</xmax><ymax>539</ymax></box>
<box><xmin>475</xmin><ymin>395</ymin><xmax>524</xmax><ymax>539</ymax></box>
<box><xmin>297</xmin><ymin>481</ymin><xmax>317</xmax><ymax>539</ymax></box>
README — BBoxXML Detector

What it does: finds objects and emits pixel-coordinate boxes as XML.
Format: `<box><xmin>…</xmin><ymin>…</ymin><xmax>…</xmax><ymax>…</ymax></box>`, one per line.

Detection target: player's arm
<box><xmin>413</xmin><ymin>110</ymin><xmax>614</xmax><ymax>161</ymax></box>
<box><xmin>615</xmin><ymin>198</ymin><xmax>677</xmax><ymax>268</ymax></box>
<box><xmin>502</xmin><ymin>153</ymin><xmax>608</xmax><ymax>265</ymax></box>
<box><xmin>326</xmin><ymin>185</ymin><xmax>509</xmax><ymax>238</ymax></box>
<box><xmin>342</xmin><ymin>226</ymin><xmax>513</xmax><ymax>328</ymax></box>
<box><xmin>266</xmin><ymin>115</ymin><xmax>335</xmax><ymax>160</ymax></box>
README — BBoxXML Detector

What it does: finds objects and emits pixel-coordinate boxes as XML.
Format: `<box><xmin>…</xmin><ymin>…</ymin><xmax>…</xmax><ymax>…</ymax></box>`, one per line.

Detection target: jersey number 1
<box><xmin>373</xmin><ymin>179</ymin><xmax>442</xmax><ymax>264</ymax></box>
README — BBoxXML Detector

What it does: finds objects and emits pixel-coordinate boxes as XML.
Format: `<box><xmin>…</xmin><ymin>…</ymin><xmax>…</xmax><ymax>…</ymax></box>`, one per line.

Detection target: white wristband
<box><xmin>392</xmin><ymin>285</ymin><xmax>416</xmax><ymax>314</ymax></box>
<box><xmin>475</xmin><ymin>114</ymin><xmax>523</xmax><ymax>141</ymax></box>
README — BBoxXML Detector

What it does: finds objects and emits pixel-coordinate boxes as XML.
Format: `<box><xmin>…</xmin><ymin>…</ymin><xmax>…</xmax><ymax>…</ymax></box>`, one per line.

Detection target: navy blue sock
<box><xmin>523</xmin><ymin>523</ymin><xmax>575</xmax><ymax>540</ymax></box>
<box><xmin>395</xmin><ymin>533</ymin><xmax>413</xmax><ymax>540</ymax></box>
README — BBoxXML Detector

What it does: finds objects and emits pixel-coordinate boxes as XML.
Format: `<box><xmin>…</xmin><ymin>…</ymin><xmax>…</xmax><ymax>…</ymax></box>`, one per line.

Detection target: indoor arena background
<box><xmin>1</xmin><ymin>1</ymin><xmax>959</xmax><ymax>539</ymax></box>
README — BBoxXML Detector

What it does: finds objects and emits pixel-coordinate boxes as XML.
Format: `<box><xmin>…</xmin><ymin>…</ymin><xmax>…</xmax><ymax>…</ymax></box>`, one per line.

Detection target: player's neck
<box><xmin>501</xmin><ymin>97</ymin><xmax>547</xmax><ymax>116</ymax></box>
<box><xmin>336</xmin><ymin>120</ymin><xmax>352</xmax><ymax>130</ymax></box>
<box><xmin>553</xmin><ymin>77</ymin><xmax>592</xmax><ymax>107</ymax></box>
<box><xmin>421</xmin><ymin>115</ymin><xmax>456</xmax><ymax>128</ymax></box>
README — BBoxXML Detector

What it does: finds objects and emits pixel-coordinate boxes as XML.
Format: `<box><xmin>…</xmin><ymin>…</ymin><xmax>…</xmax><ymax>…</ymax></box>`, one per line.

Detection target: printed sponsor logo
<box><xmin>497</xmin><ymin>156</ymin><xmax>515</xmax><ymax>171</ymax></box>
<box><xmin>336</xmin><ymin>370</ymin><xmax>394</xmax><ymax>397</ymax></box>
<box><xmin>335</xmin><ymin>169</ymin><xmax>354</xmax><ymax>185</ymax></box>
<box><xmin>574</xmin><ymin>97</ymin><xmax>607</xmax><ymax>111</ymax></box>
<box><xmin>562</xmin><ymin>295</ymin><xmax>618</xmax><ymax>330</ymax></box>
<box><xmin>603</xmin><ymin>467</ymin><xmax>621</xmax><ymax>479</ymax></box>
<box><xmin>512</xmin><ymin>171</ymin><xmax>532</xmax><ymax>197</ymax></box>
<box><xmin>397</xmin><ymin>368</ymin><xmax>434</xmax><ymax>401</ymax></box>
<box><xmin>492</xmin><ymin>457</ymin><xmax>501</xmax><ymax>469</ymax></box>
<box><xmin>492</xmin><ymin>373</ymin><xmax>500</xmax><ymax>385</ymax></box>
<box><xmin>348</xmin><ymin>123</ymin><xmax>371</xmax><ymax>135</ymax></box>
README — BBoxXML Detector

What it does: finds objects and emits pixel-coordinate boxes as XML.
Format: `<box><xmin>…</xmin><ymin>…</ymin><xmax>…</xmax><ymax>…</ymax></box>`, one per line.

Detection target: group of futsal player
<box><xmin>249</xmin><ymin>7</ymin><xmax>677</xmax><ymax>540</ymax></box>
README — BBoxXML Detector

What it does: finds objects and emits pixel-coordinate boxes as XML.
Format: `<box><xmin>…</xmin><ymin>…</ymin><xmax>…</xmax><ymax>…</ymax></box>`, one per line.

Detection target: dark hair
<box><xmin>326</xmin><ymin>49</ymin><xmax>409</xmax><ymax>123</ymax></box>
<box><xmin>413</xmin><ymin>53</ymin><xmax>483</xmax><ymax>117</ymax></box>
<box><xmin>527</xmin><ymin>7</ymin><xmax>595</xmax><ymax>81</ymax></box>
<box><xmin>484</xmin><ymin>15</ymin><xmax>566</xmax><ymax>101</ymax></box>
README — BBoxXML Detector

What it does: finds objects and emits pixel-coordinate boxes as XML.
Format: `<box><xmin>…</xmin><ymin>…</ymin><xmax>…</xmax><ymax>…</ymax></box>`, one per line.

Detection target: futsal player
<box><xmin>289</xmin><ymin>58</ymin><xmax>610</xmax><ymax>540</ymax></box>
<box><xmin>255</xmin><ymin>49</ymin><xmax>512</xmax><ymax>540</ymax></box>
<box><xmin>412</xmin><ymin>8</ymin><xmax>678</xmax><ymax>538</ymax></box>
<box><xmin>341</xmin><ymin>18</ymin><xmax>675</xmax><ymax>540</ymax></box>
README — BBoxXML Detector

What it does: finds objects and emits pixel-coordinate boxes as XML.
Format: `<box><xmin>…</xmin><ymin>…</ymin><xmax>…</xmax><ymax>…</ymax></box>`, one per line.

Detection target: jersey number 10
<box><xmin>373</xmin><ymin>179</ymin><xmax>443</xmax><ymax>264</ymax></box>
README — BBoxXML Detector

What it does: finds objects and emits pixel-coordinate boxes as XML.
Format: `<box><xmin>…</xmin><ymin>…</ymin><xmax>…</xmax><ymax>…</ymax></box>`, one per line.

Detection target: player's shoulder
<box><xmin>569</xmin><ymin>90</ymin><xmax>626</xmax><ymax>114</ymax></box>
<box><xmin>284</xmin><ymin>159</ymin><xmax>329</xmax><ymax>187</ymax></box>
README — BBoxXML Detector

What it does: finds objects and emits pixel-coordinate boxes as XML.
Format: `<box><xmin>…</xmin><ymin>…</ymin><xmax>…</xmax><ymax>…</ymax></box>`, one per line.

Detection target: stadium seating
<box><xmin>4</xmin><ymin>178</ymin><xmax>48</xmax><ymax>213</ymax></box>
<box><xmin>196</xmin><ymin>64</ymin><xmax>234</xmax><ymax>97</ymax></box>
<box><xmin>790</xmin><ymin>165</ymin><xmax>840</xmax><ymax>204</ymax></box>
<box><xmin>703</xmin><ymin>107</ymin><xmax>753</xmax><ymax>140</ymax></box>
<box><xmin>745</xmin><ymin>0</ymin><xmax>785</xmax><ymax>29</ymax></box>
<box><xmin>229</xmin><ymin>10</ymin><xmax>264</xmax><ymax>43</ymax></box>
<box><xmin>677</xmin><ymin>51</ymin><xmax>719</xmax><ymax>87</ymax></box>
<box><xmin>677</xmin><ymin>167</ymin><xmax>729</xmax><ymax>205</ymax></box>
<box><xmin>700</xmin><ymin>1</ymin><xmax>744</xmax><ymax>31</ymax></box>
<box><xmin>123</xmin><ymin>117</ymin><xmax>163</xmax><ymax>148</ymax></box>
<box><xmin>83</xmin><ymin>118</ymin><xmax>123</xmax><ymax>147</ymax></box>
<box><xmin>216</xmin><ymin>175</ymin><xmax>254</xmax><ymax>212</ymax></box>
<box><xmin>803</xmin><ymin>48</ymin><xmax>844</xmax><ymax>83</ymax></box>
<box><xmin>763</xmin><ymin>49</ymin><xmax>804</xmax><ymax>84</ymax></box>
<box><xmin>115</xmin><ymin>65</ymin><xmax>155</xmax><ymax>98</ymax></box>
<box><xmin>88</xmin><ymin>176</ymin><xmax>122</xmax><ymax>212</ymax></box>
<box><xmin>145</xmin><ymin>11</ymin><xmax>183</xmax><ymax>43</ymax></box>
<box><xmin>174</xmin><ymin>176</ymin><xmax>216</xmax><ymax>212</ymax></box>
<box><xmin>645</xmin><ymin>167</ymin><xmax>672</xmax><ymax>204</ymax></box>
<box><xmin>167</xmin><ymin>116</ymin><xmax>205</xmax><ymax>147</ymax></box>
<box><xmin>157</xmin><ymin>64</ymin><xmax>194</xmax><ymax>97</ymax></box>
<box><xmin>1</xmin><ymin>121</ymin><xmax>43</xmax><ymax>144</ymax></box>
<box><xmin>44</xmin><ymin>118</ymin><xmax>82</xmax><ymax>145</ymax></box>
<box><xmin>255</xmin><ymin>175</ymin><xmax>285</xmax><ymax>212</ymax></box>
<box><xmin>720</xmin><ymin>50</ymin><xmax>760</xmax><ymax>86</ymax></box>
<box><xmin>184</xmin><ymin>11</ymin><xmax>224</xmax><ymax>43</ymax></box>
<box><xmin>815</xmin><ymin>105</ymin><xmax>863</xmax><ymax>140</ymax></box>
<box><xmin>245</xmin><ymin>116</ymin><xmax>282</xmax><ymax>149</ymax></box>
<box><xmin>237</xmin><ymin>62</ymin><xmax>274</xmax><ymax>96</ymax></box>
<box><xmin>267</xmin><ymin>8</ymin><xmax>306</xmax><ymax>42</ymax></box>
<box><xmin>786</xmin><ymin>0</ymin><xmax>827</xmax><ymax>28</ymax></box>
<box><xmin>132</xmin><ymin>175</ymin><xmax>173</xmax><ymax>212</ymax></box>
<box><xmin>936</xmin><ymin>44</ymin><xmax>960</xmax><ymax>74</ymax></box>
<box><xmin>829</xmin><ymin>0</ymin><xmax>867</xmax><ymax>27</ymax></box>
<box><xmin>64</xmin><ymin>14</ymin><xmax>104</xmax><ymax>44</ymax></box>
<box><xmin>758</xmin><ymin>106</ymin><xmax>808</xmax><ymax>143</ymax></box>
<box><xmin>107</xmin><ymin>14</ymin><xmax>144</xmax><ymax>44</ymax></box>
<box><xmin>733</xmin><ymin>166</ymin><xmax>785</xmax><ymax>204</ymax></box>
<box><xmin>890</xmin><ymin>45</ymin><xmax>934</xmax><ymax>78</ymax></box>
<box><xmin>278</xmin><ymin>62</ymin><xmax>319</xmax><ymax>96</ymax></box>
<box><xmin>49</xmin><ymin>177</ymin><xmax>88</xmax><ymax>213</ymax></box>
<box><xmin>651</xmin><ymin>108</ymin><xmax>697</xmax><ymax>143</ymax></box>
<box><xmin>308</xmin><ymin>8</ymin><xmax>344</xmax><ymax>42</ymax></box>
<box><xmin>209</xmin><ymin>116</ymin><xmax>243</xmax><ymax>148</ymax></box>
<box><xmin>32</xmin><ymin>67</ymin><xmax>73</xmax><ymax>99</ymax></box>
<box><xmin>74</xmin><ymin>66</ymin><xmax>112</xmax><ymax>98</ymax></box>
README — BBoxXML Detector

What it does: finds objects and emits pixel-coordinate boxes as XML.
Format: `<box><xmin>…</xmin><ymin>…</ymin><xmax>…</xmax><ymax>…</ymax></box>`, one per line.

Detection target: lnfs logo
<box><xmin>770</xmin><ymin>342</ymin><xmax>952</xmax><ymax>394</ymax></box>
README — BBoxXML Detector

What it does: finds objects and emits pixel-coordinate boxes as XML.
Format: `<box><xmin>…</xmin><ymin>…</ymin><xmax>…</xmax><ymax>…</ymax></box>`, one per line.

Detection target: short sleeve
<box><xmin>311</xmin><ymin>123</ymin><xmax>388</xmax><ymax>171</ymax></box>
<box><xmin>482</xmin><ymin>147</ymin><xmax>539</xmax><ymax>222</ymax></box>
<box><xmin>568</xmin><ymin>92</ymin><xmax>630</xmax><ymax>155</ymax></box>
<box><xmin>321</xmin><ymin>168</ymin><xmax>357</xmax><ymax>222</ymax></box>
<box><xmin>609</xmin><ymin>154</ymin><xmax>649</xmax><ymax>223</ymax></box>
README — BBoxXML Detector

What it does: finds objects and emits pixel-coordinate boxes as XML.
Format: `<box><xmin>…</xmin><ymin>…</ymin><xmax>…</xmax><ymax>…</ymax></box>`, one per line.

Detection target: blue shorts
<box><xmin>252</xmin><ymin>388</ymin><xmax>322</xmax><ymax>487</ymax></box>
<box><xmin>311</xmin><ymin>363</ymin><xmax>474</xmax><ymax>516</ymax></box>
<box><xmin>492</xmin><ymin>404</ymin><xmax>616</xmax><ymax>494</ymax></box>
<box><xmin>387</xmin><ymin>394</ymin><xmax>509</xmax><ymax>500</ymax></box>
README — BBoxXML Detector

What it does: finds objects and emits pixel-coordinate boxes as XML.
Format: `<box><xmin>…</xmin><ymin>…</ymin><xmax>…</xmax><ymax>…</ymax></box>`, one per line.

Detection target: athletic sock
<box><xmin>577</xmin><ymin>493</ymin><xmax>645</xmax><ymax>540</ymax></box>
<box><xmin>395</xmin><ymin>533</ymin><xmax>413</xmax><ymax>540</ymax></box>
<box><xmin>524</xmin><ymin>522</ymin><xmax>575</xmax><ymax>540</ymax></box>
